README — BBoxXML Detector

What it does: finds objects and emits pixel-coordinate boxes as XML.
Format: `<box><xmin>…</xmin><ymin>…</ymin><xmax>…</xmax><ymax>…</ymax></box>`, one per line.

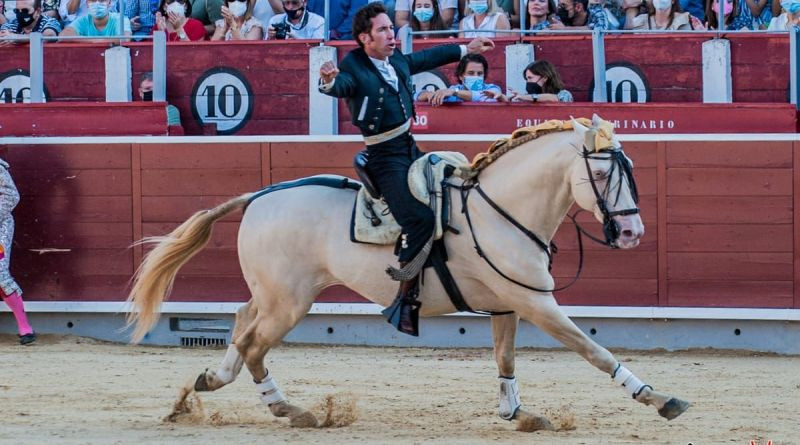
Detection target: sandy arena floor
<box><xmin>1</xmin><ymin>335</ymin><xmax>798</xmax><ymax>445</ymax></box>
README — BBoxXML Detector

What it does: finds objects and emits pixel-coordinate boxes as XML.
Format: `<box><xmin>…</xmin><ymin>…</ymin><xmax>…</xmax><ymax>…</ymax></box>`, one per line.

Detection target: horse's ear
<box><xmin>571</xmin><ymin>117</ymin><xmax>589</xmax><ymax>136</ymax></box>
<box><xmin>591</xmin><ymin>113</ymin><xmax>602</xmax><ymax>127</ymax></box>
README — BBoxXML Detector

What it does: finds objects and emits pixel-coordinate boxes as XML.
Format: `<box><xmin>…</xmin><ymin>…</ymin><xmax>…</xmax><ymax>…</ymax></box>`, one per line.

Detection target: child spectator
<box><xmin>416</xmin><ymin>53</ymin><xmax>505</xmax><ymax>105</ymax></box>
<box><xmin>210</xmin><ymin>0</ymin><xmax>263</xmax><ymax>39</ymax></box>
<box><xmin>505</xmin><ymin>60</ymin><xmax>573</xmax><ymax>102</ymax></box>
<box><xmin>0</xmin><ymin>0</ymin><xmax>61</xmax><ymax>44</ymax></box>
<box><xmin>60</xmin><ymin>0</ymin><xmax>132</xmax><ymax>39</ymax></box>
<box><xmin>0</xmin><ymin>158</ymin><xmax>35</xmax><ymax>345</ymax></box>
<box><xmin>395</xmin><ymin>0</ymin><xmax>456</xmax><ymax>28</ymax></box>
<box><xmin>153</xmin><ymin>0</ymin><xmax>205</xmax><ymax>40</ymax></box>
<box><xmin>459</xmin><ymin>0</ymin><xmax>511</xmax><ymax>37</ymax></box>
<box><xmin>623</xmin><ymin>0</ymin><xmax>697</xmax><ymax>29</ymax></box>
<box><xmin>266</xmin><ymin>0</ymin><xmax>323</xmax><ymax>39</ymax></box>
<box><xmin>60</xmin><ymin>0</ymin><xmax>121</xmax><ymax>27</ymax></box>
<box><xmin>396</xmin><ymin>0</ymin><xmax>449</xmax><ymax>40</ymax></box>
<box><xmin>125</xmin><ymin>0</ymin><xmax>161</xmax><ymax>37</ymax></box>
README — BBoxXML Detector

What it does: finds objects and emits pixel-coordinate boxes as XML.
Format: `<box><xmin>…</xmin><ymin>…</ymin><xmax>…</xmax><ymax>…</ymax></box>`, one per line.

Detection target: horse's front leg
<box><xmin>510</xmin><ymin>292</ymin><xmax>690</xmax><ymax>421</ymax></box>
<box><xmin>491</xmin><ymin>313</ymin><xmax>554</xmax><ymax>431</ymax></box>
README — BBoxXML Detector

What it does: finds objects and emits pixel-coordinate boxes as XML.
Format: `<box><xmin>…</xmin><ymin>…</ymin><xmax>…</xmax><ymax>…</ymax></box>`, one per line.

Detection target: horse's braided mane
<box><xmin>471</xmin><ymin>118</ymin><xmax>615</xmax><ymax>172</ymax></box>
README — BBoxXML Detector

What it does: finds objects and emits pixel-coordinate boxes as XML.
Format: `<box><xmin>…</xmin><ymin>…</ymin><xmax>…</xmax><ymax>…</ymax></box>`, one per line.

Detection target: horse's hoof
<box><xmin>658</xmin><ymin>398</ymin><xmax>691</xmax><ymax>420</ymax></box>
<box><xmin>289</xmin><ymin>411</ymin><xmax>319</xmax><ymax>428</ymax></box>
<box><xmin>194</xmin><ymin>370</ymin><xmax>210</xmax><ymax>392</ymax></box>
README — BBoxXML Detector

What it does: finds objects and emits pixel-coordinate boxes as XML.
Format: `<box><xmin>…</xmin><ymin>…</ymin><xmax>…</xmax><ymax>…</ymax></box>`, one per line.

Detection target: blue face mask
<box><xmin>413</xmin><ymin>6</ymin><xmax>434</xmax><ymax>22</ymax></box>
<box><xmin>89</xmin><ymin>1</ymin><xmax>109</xmax><ymax>18</ymax></box>
<box><xmin>470</xmin><ymin>0</ymin><xmax>488</xmax><ymax>14</ymax></box>
<box><xmin>463</xmin><ymin>75</ymin><xmax>485</xmax><ymax>91</ymax></box>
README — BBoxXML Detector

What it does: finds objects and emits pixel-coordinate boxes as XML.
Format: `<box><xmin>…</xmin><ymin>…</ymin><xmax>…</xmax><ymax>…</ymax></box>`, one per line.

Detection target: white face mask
<box><xmin>228</xmin><ymin>1</ymin><xmax>247</xmax><ymax>17</ymax></box>
<box><xmin>167</xmin><ymin>2</ymin><xmax>185</xmax><ymax>16</ymax></box>
<box><xmin>652</xmin><ymin>0</ymin><xmax>671</xmax><ymax>10</ymax></box>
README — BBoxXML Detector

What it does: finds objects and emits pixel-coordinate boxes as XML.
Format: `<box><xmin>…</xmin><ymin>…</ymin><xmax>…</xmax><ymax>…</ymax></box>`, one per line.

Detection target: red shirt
<box><xmin>154</xmin><ymin>18</ymin><xmax>206</xmax><ymax>41</ymax></box>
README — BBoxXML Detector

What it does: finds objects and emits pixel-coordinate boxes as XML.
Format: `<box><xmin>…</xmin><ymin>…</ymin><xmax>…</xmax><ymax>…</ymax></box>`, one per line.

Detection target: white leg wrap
<box><xmin>611</xmin><ymin>364</ymin><xmax>649</xmax><ymax>399</ymax></box>
<box><xmin>255</xmin><ymin>374</ymin><xmax>287</xmax><ymax>406</ymax></box>
<box><xmin>498</xmin><ymin>376</ymin><xmax>521</xmax><ymax>420</ymax></box>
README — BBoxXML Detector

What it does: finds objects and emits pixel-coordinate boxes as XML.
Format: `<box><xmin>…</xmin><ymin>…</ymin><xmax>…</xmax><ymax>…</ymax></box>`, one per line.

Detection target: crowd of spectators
<box><xmin>2</xmin><ymin>0</ymin><xmax>799</xmax><ymax>42</ymax></box>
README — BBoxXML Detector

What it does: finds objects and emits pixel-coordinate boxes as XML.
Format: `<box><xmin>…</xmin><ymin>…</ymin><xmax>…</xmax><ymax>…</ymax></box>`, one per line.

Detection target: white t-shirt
<box><xmin>266</xmin><ymin>10</ymin><xmax>324</xmax><ymax>39</ymax></box>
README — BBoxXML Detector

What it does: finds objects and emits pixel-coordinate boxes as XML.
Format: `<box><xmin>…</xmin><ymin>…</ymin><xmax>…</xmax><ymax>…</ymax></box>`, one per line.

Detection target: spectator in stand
<box><xmin>395</xmin><ymin>0</ymin><xmax>456</xmax><ymax>28</ymax></box>
<box><xmin>211</xmin><ymin>0</ymin><xmax>263</xmax><ymax>39</ymax></box>
<box><xmin>459</xmin><ymin>0</ymin><xmax>511</xmax><ymax>37</ymax></box>
<box><xmin>396</xmin><ymin>0</ymin><xmax>449</xmax><ymax>40</ymax></box>
<box><xmin>60</xmin><ymin>0</ymin><xmax>132</xmax><ymax>39</ymax></box>
<box><xmin>153</xmin><ymin>0</ymin><xmax>205</xmax><ymax>39</ymax></box>
<box><xmin>124</xmin><ymin>0</ymin><xmax>160</xmax><ymax>38</ymax></box>
<box><xmin>60</xmin><ymin>0</ymin><xmax>121</xmax><ymax>27</ymax></box>
<box><xmin>0</xmin><ymin>158</ymin><xmax>35</xmax><ymax>345</ymax></box>
<box><xmin>527</xmin><ymin>0</ymin><xmax>557</xmax><ymax>30</ymax></box>
<box><xmin>266</xmin><ymin>0</ymin><xmax>323</xmax><ymax>39</ymax></box>
<box><xmin>0</xmin><ymin>0</ymin><xmax>61</xmax><ymax>45</ymax></box>
<box><xmin>768</xmin><ymin>0</ymin><xmax>799</xmax><ymax>28</ymax></box>
<box><xmin>416</xmin><ymin>53</ymin><xmax>505</xmax><ymax>105</ymax></box>
<box><xmin>306</xmin><ymin>0</ymin><xmax>365</xmax><ymax>39</ymax></box>
<box><xmin>623</xmin><ymin>0</ymin><xmax>698</xmax><ymax>29</ymax></box>
<box><xmin>2</xmin><ymin>0</ymin><xmax>57</xmax><ymax>24</ymax></box>
<box><xmin>694</xmin><ymin>0</ymin><xmax>751</xmax><ymax>28</ymax></box>
<box><xmin>740</xmin><ymin>0</ymin><xmax>772</xmax><ymax>28</ymax></box>
<box><xmin>138</xmin><ymin>72</ymin><xmax>181</xmax><ymax>126</ymax></box>
<box><xmin>550</xmin><ymin>0</ymin><xmax>608</xmax><ymax>29</ymax></box>
<box><xmin>504</xmin><ymin>60</ymin><xmax>573</xmax><ymax>102</ymax></box>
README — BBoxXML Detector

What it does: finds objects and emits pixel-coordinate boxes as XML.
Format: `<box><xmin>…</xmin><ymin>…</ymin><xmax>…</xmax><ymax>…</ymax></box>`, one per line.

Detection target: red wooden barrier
<box><xmin>0</xmin><ymin>102</ymin><xmax>169</xmax><ymax>136</ymax></box>
<box><xmin>2</xmin><ymin>137</ymin><xmax>799</xmax><ymax>309</ymax></box>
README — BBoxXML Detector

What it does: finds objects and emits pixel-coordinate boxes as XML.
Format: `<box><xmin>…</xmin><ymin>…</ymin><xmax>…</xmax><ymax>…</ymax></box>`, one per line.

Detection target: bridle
<box><xmin>454</xmin><ymin>144</ymin><xmax>640</xmax><ymax>294</ymax></box>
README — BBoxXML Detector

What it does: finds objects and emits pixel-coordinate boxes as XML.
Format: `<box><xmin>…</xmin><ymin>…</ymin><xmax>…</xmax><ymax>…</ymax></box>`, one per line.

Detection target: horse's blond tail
<box><xmin>126</xmin><ymin>193</ymin><xmax>253</xmax><ymax>343</ymax></box>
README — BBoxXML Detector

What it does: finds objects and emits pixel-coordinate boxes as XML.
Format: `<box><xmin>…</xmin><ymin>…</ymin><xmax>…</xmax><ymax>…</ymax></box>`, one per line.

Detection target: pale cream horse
<box><xmin>127</xmin><ymin>116</ymin><xmax>690</xmax><ymax>430</ymax></box>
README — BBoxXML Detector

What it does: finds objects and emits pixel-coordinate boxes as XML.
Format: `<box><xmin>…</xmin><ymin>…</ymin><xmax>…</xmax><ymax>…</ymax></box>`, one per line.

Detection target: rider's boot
<box><xmin>381</xmin><ymin>262</ymin><xmax>421</xmax><ymax>336</ymax></box>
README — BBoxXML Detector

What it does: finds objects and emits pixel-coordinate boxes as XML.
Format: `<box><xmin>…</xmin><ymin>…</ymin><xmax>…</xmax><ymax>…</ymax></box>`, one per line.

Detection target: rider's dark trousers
<box><xmin>365</xmin><ymin>133</ymin><xmax>434</xmax><ymax>263</ymax></box>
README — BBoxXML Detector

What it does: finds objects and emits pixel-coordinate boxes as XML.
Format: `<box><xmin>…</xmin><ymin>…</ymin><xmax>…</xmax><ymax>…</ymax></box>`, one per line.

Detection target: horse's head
<box><xmin>568</xmin><ymin>115</ymin><xmax>644</xmax><ymax>249</ymax></box>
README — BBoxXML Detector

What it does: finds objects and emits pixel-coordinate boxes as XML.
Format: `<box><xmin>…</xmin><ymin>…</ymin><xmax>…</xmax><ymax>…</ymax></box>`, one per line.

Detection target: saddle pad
<box><xmin>351</xmin><ymin>151</ymin><xmax>474</xmax><ymax>245</ymax></box>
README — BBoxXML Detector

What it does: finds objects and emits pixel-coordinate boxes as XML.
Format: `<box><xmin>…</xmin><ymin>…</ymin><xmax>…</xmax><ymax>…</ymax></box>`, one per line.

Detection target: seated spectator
<box><xmin>266</xmin><ymin>0</ymin><xmax>323</xmax><ymax>39</ymax></box>
<box><xmin>60</xmin><ymin>0</ymin><xmax>121</xmax><ymax>27</ymax></box>
<box><xmin>416</xmin><ymin>54</ymin><xmax>504</xmax><ymax>105</ymax></box>
<box><xmin>623</xmin><ymin>0</ymin><xmax>697</xmax><ymax>29</ymax></box>
<box><xmin>694</xmin><ymin>0</ymin><xmax>751</xmax><ymax>28</ymax></box>
<box><xmin>550</xmin><ymin>0</ymin><xmax>609</xmax><ymax>29</ymax></box>
<box><xmin>60</xmin><ymin>0</ymin><xmax>132</xmax><ymax>39</ymax></box>
<box><xmin>305</xmin><ymin>0</ymin><xmax>365</xmax><ymax>39</ymax></box>
<box><xmin>527</xmin><ymin>0</ymin><xmax>558</xmax><ymax>30</ymax></box>
<box><xmin>459</xmin><ymin>0</ymin><xmax>511</xmax><ymax>37</ymax></box>
<box><xmin>211</xmin><ymin>0</ymin><xmax>263</xmax><ymax>39</ymax></box>
<box><xmin>125</xmin><ymin>0</ymin><xmax>160</xmax><ymax>37</ymax></box>
<box><xmin>768</xmin><ymin>0</ymin><xmax>799</xmax><ymax>28</ymax></box>
<box><xmin>396</xmin><ymin>0</ymin><xmax>449</xmax><ymax>40</ymax></box>
<box><xmin>138</xmin><ymin>71</ymin><xmax>182</xmax><ymax>126</ymax></box>
<box><xmin>395</xmin><ymin>0</ymin><xmax>456</xmax><ymax>28</ymax></box>
<box><xmin>153</xmin><ymin>0</ymin><xmax>206</xmax><ymax>40</ymax></box>
<box><xmin>505</xmin><ymin>60</ymin><xmax>573</xmax><ymax>102</ymax></box>
<box><xmin>0</xmin><ymin>0</ymin><xmax>61</xmax><ymax>44</ymax></box>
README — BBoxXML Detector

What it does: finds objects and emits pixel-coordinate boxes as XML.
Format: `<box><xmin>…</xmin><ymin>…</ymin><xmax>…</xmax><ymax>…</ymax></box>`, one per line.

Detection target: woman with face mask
<box><xmin>502</xmin><ymin>60</ymin><xmax>572</xmax><ymax>103</ymax></box>
<box><xmin>693</xmin><ymin>0</ymin><xmax>751</xmax><ymax>28</ymax></box>
<box><xmin>211</xmin><ymin>0</ymin><xmax>263</xmax><ymax>40</ymax></box>
<box><xmin>153</xmin><ymin>0</ymin><xmax>206</xmax><ymax>40</ymax></box>
<box><xmin>415</xmin><ymin>53</ymin><xmax>505</xmax><ymax>106</ymax></box>
<box><xmin>396</xmin><ymin>0</ymin><xmax>448</xmax><ymax>41</ymax></box>
<box><xmin>623</xmin><ymin>0</ymin><xmax>694</xmax><ymax>29</ymax></box>
<box><xmin>458</xmin><ymin>0</ymin><xmax>511</xmax><ymax>37</ymax></box>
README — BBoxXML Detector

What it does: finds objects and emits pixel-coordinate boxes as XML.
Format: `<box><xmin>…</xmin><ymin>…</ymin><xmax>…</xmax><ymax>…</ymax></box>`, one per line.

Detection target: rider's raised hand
<box><xmin>320</xmin><ymin>61</ymin><xmax>340</xmax><ymax>84</ymax></box>
<box><xmin>467</xmin><ymin>37</ymin><xmax>495</xmax><ymax>54</ymax></box>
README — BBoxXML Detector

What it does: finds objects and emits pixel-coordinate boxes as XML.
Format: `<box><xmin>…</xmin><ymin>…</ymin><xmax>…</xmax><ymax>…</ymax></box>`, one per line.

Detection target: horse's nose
<box><xmin>614</xmin><ymin>214</ymin><xmax>644</xmax><ymax>249</ymax></box>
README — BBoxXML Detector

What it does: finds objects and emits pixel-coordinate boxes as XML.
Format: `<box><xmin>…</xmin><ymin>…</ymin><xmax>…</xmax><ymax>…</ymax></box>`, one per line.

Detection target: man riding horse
<box><xmin>318</xmin><ymin>2</ymin><xmax>495</xmax><ymax>336</ymax></box>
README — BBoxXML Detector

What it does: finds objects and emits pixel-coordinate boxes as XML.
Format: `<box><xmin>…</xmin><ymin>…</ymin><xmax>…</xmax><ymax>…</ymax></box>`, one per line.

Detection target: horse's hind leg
<box><xmin>492</xmin><ymin>313</ymin><xmax>553</xmax><ymax>431</ymax></box>
<box><xmin>194</xmin><ymin>300</ymin><xmax>257</xmax><ymax>392</ymax></box>
<box><xmin>512</xmin><ymin>294</ymin><xmax>690</xmax><ymax>421</ymax></box>
<box><xmin>235</xmin><ymin>282</ymin><xmax>319</xmax><ymax>428</ymax></box>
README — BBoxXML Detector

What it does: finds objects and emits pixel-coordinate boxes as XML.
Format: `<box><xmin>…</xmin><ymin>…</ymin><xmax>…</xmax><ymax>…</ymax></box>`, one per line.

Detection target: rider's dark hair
<box><xmin>455</xmin><ymin>54</ymin><xmax>489</xmax><ymax>83</ymax></box>
<box><xmin>352</xmin><ymin>2</ymin><xmax>388</xmax><ymax>49</ymax></box>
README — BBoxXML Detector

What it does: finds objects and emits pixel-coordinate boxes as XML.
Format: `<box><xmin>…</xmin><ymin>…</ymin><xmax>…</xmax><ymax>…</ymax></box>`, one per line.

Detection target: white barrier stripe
<box><xmin>2</xmin><ymin>301</ymin><xmax>799</xmax><ymax>320</ymax></box>
<box><xmin>2</xmin><ymin>133</ymin><xmax>799</xmax><ymax>145</ymax></box>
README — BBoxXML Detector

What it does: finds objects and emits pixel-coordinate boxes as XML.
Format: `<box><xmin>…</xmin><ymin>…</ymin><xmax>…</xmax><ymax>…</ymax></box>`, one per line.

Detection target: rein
<box><xmin>453</xmin><ymin>145</ymin><xmax>639</xmax><ymax>294</ymax></box>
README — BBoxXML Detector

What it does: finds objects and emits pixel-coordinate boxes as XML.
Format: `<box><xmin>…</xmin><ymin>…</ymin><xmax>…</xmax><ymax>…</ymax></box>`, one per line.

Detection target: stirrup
<box><xmin>382</xmin><ymin>288</ymin><xmax>421</xmax><ymax>337</ymax></box>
